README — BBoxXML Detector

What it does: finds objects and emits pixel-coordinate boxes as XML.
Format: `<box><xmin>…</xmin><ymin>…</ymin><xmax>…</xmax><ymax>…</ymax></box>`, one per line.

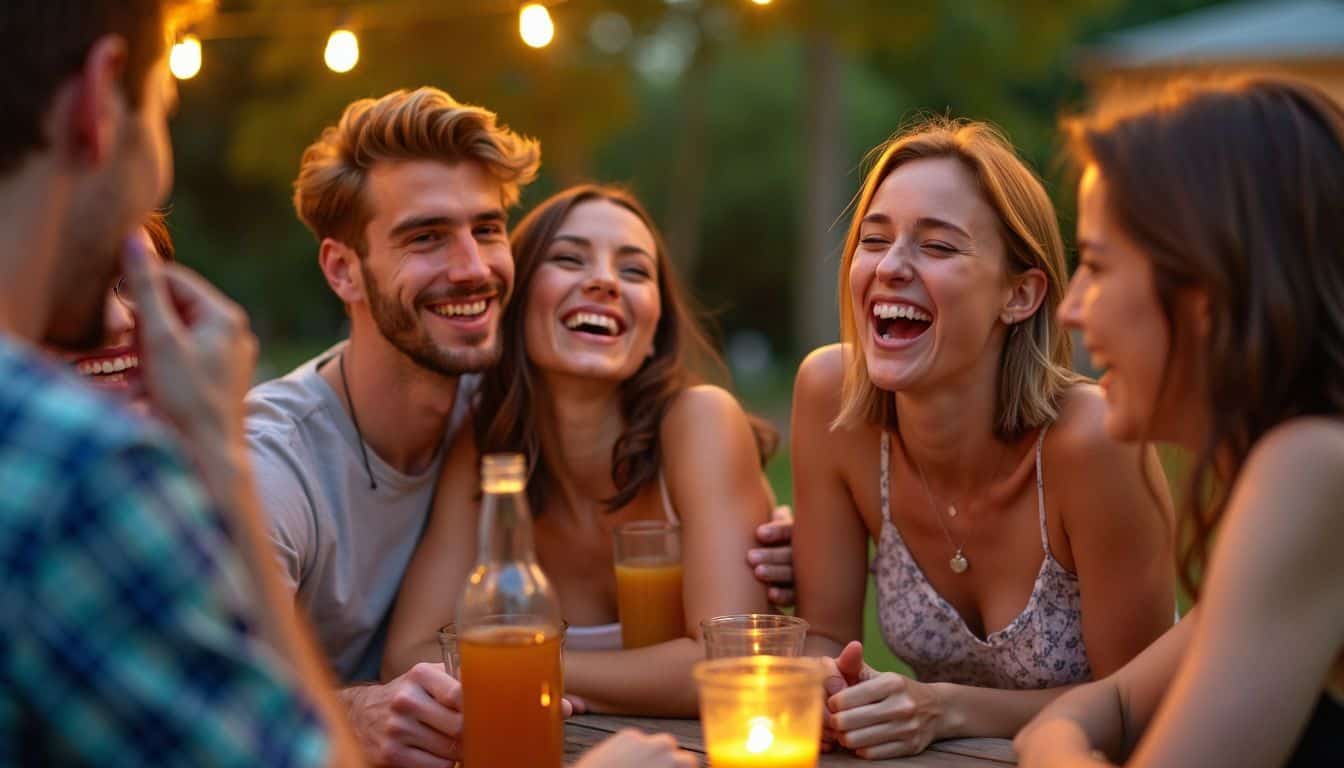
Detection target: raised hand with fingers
<box><xmin>824</xmin><ymin>641</ymin><xmax>946</xmax><ymax>760</ymax></box>
<box><xmin>576</xmin><ymin>729</ymin><xmax>697</xmax><ymax>768</ymax></box>
<box><xmin>749</xmin><ymin>504</ymin><xmax>796</xmax><ymax>607</ymax></box>
<box><xmin>121</xmin><ymin>234</ymin><xmax>258</xmax><ymax>448</ymax></box>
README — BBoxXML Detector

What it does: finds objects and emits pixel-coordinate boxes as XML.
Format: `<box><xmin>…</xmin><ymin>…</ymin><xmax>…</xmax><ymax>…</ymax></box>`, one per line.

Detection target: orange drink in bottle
<box><xmin>457</xmin><ymin>454</ymin><xmax>566</xmax><ymax>767</ymax></box>
<box><xmin>459</xmin><ymin>623</ymin><xmax>564</xmax><ymax>767</ymax></box>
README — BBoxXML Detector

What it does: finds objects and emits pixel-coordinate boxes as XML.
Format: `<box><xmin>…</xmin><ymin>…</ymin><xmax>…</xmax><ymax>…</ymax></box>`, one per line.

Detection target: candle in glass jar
<box><xmin>694</xmin><ymin>658</ymin><xmax>826</xmax><ymax>768</ymax></box>
<box><xmin>707</xmin><ymin>717</ymin><xmax>817</xmax><ymax>768</ymax></box>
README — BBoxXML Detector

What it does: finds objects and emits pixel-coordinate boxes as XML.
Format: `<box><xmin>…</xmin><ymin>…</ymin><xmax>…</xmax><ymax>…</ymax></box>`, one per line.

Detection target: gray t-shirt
<box><xmin>245</xmin><ymin>342</ymin><xmax>474</xmax><ymax>683</ymax></box>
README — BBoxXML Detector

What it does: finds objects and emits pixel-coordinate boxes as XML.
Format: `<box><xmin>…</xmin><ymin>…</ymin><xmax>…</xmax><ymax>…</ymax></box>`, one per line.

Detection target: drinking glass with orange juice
<box><xmin>613</xmin><ymin>520</ymin><xmax>685</xmax><ymax>649</ymax></box>
<box><xmin>457</xmin><ymin>454</ymin><xmax>565</xmax><ymax>768</ymax></box>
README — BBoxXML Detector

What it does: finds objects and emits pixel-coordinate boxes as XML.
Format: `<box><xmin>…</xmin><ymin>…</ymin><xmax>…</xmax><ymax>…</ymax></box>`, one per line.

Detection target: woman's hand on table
<box><xmin>577</xmin><ymin>730</ymin><xmax>697</xmax><ymax>768</ymax></box>
<box><xmin>820</xmin><ymin>641</ymin><xmax>947</xmax><ymax>759</ymax></box>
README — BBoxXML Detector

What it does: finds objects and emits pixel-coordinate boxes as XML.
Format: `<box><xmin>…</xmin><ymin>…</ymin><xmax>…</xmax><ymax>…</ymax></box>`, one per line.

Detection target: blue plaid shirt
<box><xmin>0</xmin><ymin>336</ymin><xmax>329</xmax><ymax>766</ymax></box>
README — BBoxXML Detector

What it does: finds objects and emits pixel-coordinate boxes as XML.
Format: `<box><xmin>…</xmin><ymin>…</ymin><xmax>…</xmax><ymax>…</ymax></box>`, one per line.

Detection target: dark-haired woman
<box><xmin>1015</xmin><ymin>77</ymin><xmax>1344</xmax><ymax>768</ymax></box>
<box><xmin>382</xmin><ymin>185</ymin><xmax>776</xmax><ymax>715</ymax></box>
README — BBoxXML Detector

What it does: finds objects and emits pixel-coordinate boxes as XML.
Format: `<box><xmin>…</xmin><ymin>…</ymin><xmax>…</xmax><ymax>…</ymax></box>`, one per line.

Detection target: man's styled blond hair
<box><xmin>835</xmin><ymin>117</ymin><xmax>1080</xmax><ymax>438</ymax></box>
<box><xmin>293</xmin><ymin>87</ymin><xmax>541</xmax><ymax>254</ymax></box>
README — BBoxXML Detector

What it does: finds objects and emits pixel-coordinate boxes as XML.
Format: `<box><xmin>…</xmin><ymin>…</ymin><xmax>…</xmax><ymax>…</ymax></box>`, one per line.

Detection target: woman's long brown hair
<box><xmin>476</xmin><ymin>184</ymin><xmax>778</xmax><ymax>514</ymax></box>
<box><xmin>1064</xmin><ymin>78</ymin><xmax>1344</xmax><ymax>597</ymax></box>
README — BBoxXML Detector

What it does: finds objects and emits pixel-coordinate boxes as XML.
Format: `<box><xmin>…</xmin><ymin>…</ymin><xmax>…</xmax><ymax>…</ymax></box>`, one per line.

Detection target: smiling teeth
<box><xmin>565</xmin><ymin>312</ymin><xmax>618</xmax><ymax>334</ymax></box>
<box><xmin>430</xmin><ymin>300</ymin><xmax>487</xmax><ymax>318</ymax></box>
<box><xmin>873</xmin><ymin>303</ymin><xmax>932</xmax><ymax>323</ymax></box>
<box><xmin>77</xmin><ymin>355</ymin><xmax>138</xmax><ymax>376</ymax></box>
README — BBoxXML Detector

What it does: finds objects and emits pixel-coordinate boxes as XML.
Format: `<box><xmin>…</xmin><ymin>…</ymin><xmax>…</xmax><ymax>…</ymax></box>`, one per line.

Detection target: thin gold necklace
<box><xmin>904</xmin><ymin>438</ymin><xmax>1012</xmax><ymax>575</ymax></box>
<box><xmin>909</xmin><ymin>457</ymin><xmax>971</xmax><ymax>573</ymax></box>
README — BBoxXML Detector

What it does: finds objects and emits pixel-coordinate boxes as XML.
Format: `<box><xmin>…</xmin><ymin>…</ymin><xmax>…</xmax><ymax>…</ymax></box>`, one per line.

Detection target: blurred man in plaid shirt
<box><xmin>0</xmin><ymin>2</ymin><xmax>358</xmax><ymax>765</ymax></box>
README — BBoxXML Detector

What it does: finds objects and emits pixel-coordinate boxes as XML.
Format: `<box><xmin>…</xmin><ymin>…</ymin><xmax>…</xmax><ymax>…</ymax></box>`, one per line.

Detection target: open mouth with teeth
<box><xmin>872</xmin><ymin>302</ymin><xmax>933</xmax><ymax>342</ymax></box>
<box><xmin>426</xmin><ymin>297</ymin><xmax>490</xmax><ymax>319</ymax></box>
<box><xmin>562</xmin><ymin>310</ymin><xmax>625</xmax><ymax>338</ymax></box>
<box><xmin>70</xmin><ymin>346</ymin><xmax>140</xmax><ymax>391</ymax></box>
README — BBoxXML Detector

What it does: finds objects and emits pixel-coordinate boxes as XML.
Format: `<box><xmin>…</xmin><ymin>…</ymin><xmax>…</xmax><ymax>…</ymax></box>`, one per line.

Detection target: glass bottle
<box><xmin>456</xmin><ymin>453</ymin><xmax>565</xmax><ymax>767</ymax></box>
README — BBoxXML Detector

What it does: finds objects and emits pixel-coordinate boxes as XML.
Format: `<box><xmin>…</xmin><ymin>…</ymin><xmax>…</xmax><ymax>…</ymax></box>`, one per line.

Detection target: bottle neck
<box><xmin>477</xmin><ymin>488</ymin><xmax>537</xmax><ymax>565</ymax></box>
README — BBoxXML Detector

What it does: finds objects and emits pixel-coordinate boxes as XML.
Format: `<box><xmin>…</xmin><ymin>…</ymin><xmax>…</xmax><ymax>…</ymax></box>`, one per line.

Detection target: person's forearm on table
<box><xmin>1024</xmin><ymin>678</ymin><xmax>1131</xmax><ymax>759</ymax></box>
<box><xmin>565</xmin><ymin>639</ymin><xmax>706</xmax><ymax>717</ymax></box>
<box><xmin>931</xmin><ymin>682</ymin><xmax>1077</xmax><ymax>740</ymax></box>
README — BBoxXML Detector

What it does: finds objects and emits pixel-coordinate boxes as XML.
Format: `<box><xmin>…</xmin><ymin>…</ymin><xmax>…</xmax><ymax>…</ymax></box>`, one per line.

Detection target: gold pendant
<box><xmin>950</xmin><ymin>551</ymin><xmax>969</xmax><ymax>573</ymax></box>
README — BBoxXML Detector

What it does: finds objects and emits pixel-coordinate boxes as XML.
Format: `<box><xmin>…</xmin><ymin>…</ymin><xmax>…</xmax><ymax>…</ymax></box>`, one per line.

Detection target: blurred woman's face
<box><xmin>64</xmin><ymin>227</ymin><xmax>161</xmax><ymax>401</ymax></box>
<box><xmin>524</xmin><ymin>200</ymin><xmax>662</xmax><ymax>385</ymax></box>
<box><xmin>849</xmin><ymin>156</ymin><xmax>1015</xmax><ymax>394</ymax></box>
<box><xmin>1058</xmin><ymin>165</ymin><xmax>1195</xmax><ymax>443</ymax></box>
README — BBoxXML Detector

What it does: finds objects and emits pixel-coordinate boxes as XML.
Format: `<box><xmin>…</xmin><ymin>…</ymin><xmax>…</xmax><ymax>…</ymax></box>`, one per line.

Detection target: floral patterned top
<box><xmin>873</xmin><ymin>427</ymin><xmax>1092</xmax><ymax>689</ymax></box>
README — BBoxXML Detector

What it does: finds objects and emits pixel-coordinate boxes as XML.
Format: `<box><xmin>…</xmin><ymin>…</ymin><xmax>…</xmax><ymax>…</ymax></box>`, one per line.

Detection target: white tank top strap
<box><xmin>657</xmin><ymin>469</ymin><xmax>680</xmax><ymax>524</ymax></box>
<box><xmin>1034</xmin><ymin>425</ymin><xmax>1051</xmax><ymax>555</ymax></box>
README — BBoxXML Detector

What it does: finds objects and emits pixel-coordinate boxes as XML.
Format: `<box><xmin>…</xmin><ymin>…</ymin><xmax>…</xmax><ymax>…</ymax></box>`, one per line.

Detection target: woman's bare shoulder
<box><xmin>1043</xmin><ymin>384</ymin><xmax>1165</xmax><ymax>521</ymax></box>
<box><xmin>792</xmin><ymin>344</ymin><xmax>862</xmax><ymax>437</ymax></box>
<box><xmin>794</xmin><ymin>344</ymin><xmax>846</xmax><ymax>405</ymax></box>
<box><xmin>659</xmin><ymin>384</ymin><xmax>761</xmax><ymax>465</ymax></box>
<box><xmin>1237</xmin><ymin>417</ymin><xmax>1344</xmax><ymax>518</ymax></box>
<box><xmin>1047</xmin><ymin>383</ymin><xmax>1123</xmax><ymax>455</ymax></box>
<box><xmin>662</xmin><ymin>384</ymin><xmax>748</xmax><ymax>432</ymax></box>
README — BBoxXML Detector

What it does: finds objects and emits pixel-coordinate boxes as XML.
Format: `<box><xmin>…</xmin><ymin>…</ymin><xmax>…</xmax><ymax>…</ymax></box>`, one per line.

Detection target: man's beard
<box><xmin>361</xmin><ymin>261</ymin><xmax>505</xmax><ymax>377</ymax></box>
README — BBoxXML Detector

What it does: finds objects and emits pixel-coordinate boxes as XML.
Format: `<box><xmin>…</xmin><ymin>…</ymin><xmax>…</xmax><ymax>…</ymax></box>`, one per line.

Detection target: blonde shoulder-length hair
<box><xmin>834</xmin><ymin>117</ymin><xmax>1080</xmax><ymax>438</ymax></box>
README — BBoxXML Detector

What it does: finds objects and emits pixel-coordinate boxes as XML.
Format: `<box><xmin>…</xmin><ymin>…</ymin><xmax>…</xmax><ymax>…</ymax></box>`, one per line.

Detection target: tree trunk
<box><xmin>797</xmin><ymin>31</ymin><xmax>844</xmax><ymax>356</ymax></box>
<box><xmin>664</xmin><ymin>48</ymin><xmax>713</xmax><ymax>274</ymax></box>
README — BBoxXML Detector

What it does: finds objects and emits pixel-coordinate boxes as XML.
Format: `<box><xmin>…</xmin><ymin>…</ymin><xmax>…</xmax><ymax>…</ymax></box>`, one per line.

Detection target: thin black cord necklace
<box><xmin>339</xmin><ymin>350</ymin><xmax>378</xmax><ymax>490</ymax></box>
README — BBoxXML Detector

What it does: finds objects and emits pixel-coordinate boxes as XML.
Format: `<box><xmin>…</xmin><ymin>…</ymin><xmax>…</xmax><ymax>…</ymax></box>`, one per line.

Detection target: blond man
<box><xmin>244</xmin><ymin>88</ymin><xmax>532</xmax><ymax>765</ymax></box>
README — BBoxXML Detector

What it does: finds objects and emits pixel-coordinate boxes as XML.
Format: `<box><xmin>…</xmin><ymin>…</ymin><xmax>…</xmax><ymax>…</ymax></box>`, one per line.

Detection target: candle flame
<box><xmin>745</xmin><ymin>717</ymin><xmax>774</xmax><ymax>754</ymax></box>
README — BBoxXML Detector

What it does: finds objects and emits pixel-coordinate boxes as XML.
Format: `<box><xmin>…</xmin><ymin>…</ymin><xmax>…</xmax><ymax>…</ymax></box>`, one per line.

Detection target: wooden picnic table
<box><xmin>565</xmin><ymin>714</ymin><xmax>1017</xmax><ymax>766</ymax></box>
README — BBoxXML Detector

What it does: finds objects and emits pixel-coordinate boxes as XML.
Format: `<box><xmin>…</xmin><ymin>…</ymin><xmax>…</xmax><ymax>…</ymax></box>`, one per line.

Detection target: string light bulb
<box><xmin>324</xmin><ymin>28</ymin><xmax>360</xmax><ymax>73</ymax></box>
<box><xmin>519</xmin><ymin>3</ymin><xmax>555</xmax><ymax>49</ymax></box>
<box><xmin>750</xmin><ymin>0</ymin><xmax>773</xmax><ymax>5</ymax></box>
<box><xmin>169</xmin><ymin>34</ymin><xmax>202</xmax><ymax>80</ymax></box>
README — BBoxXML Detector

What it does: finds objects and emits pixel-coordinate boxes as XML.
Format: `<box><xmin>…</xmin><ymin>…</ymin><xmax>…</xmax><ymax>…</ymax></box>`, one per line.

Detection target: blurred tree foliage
<box><xmin>165</xmin><ymin>0</ymin><xmax>1231</xmax><ymax>377</ymax></box>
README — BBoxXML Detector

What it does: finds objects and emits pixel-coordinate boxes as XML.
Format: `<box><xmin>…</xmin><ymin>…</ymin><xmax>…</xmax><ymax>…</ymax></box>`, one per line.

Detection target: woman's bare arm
<box><xmin>791</xmin><ymin>345</ymin><xmax>871</xmax><ymax>659</ymax></box>
<box><xmin>380</xmin><ymin>427</ymin><xmax>481</xmax><ymax>680</ymax></box>
<box><xmin>564</xmin><ymin>385</ymin><xmax>771</xmax><ymax>716</ymax></box>
<box><xmin>1020</xmin><ymin>611</ymin><xmax>1196</xmax><ymax>761</ymax></box>
<box><xmin>1055</xmin><ymin>387</ymin><xmax>1176</xmax><ymax>679</ymax></box>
